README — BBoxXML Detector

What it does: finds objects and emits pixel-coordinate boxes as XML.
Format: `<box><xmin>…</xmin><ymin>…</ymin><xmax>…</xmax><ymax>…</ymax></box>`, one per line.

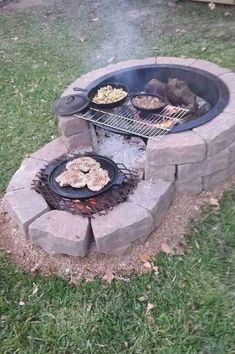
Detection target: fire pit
<box><xmin>3</xmin><ymin>57</ymin><xmax>235</xmax><ymax>258</ymax></box>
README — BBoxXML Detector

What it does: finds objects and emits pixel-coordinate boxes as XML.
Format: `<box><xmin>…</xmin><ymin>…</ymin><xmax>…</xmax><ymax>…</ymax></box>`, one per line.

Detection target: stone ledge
<box><xmin>191</xmin><ymin>59</ymin><xmax>231</xmax><ymax>77</ymax></box>
<box><xmin>30</xmin><ymin>138</ymin><xmax>68</xmax><ymax>162</ymax></box>
<box><xmin>223</xmin><ymin>93</ymin><xmax>235</xmax><ymax>114</ymax></box>
<box><xmin>175</xmin><ymin>178</ymin><xmax>203</xmax><ymax>195</ymax></box>
<box><xmin>29</xmin><ymin>210</ymin><xmax>92</xmax><ymax>257</ymax></box>
<box><xmin>193</xmin><ymin>112</ymin><xmax>235</xmax><ymax>157</ymax></box>
<box><xmin>147</xmin><ymin>131</ymin><xmax>206</xmax><ymax>166</ymax></box>
<box><xmin>7</xmin><ymin>158</ymin><xmax>48</xmax><ymax>193</ymax></box>
<box><xmin>128</xmin><ymin>180</ymin><xmax>174</xmax><ymax>228</ymax></box>
<box><xmin>220</xmin><ymin>72</ymin><xmax>235</xmax><ymax>92</ymax></box>
<box><xmin>203</xmin><ymin>168</ymin><xmax>233</xmax><ymax>190</ymax></box>
<box><xmin>145</xmin><ymin>164</ymin><xmax>176</xmax><ymax>182</ymax></box>
<box><xmin>62</xmin><ymin>130</ymin><xmax>93</xmax><ymax>151</ymax></box>
<box><xmin>177</xmin><ymin>149</ymin><xmax>230</xmax><ymax>183</ymax></box>
<box><xmin>91</xmin><ymin>202</ymin><xmax>154</xmax><ymax>253</ymax></box>
<box><xmin>4</xmin><ymin>189</ymin><xmax>49</xmax><ymax>235</ymax></box>
<box><xmin>156</xmin><ymin>56</ymin><xmax>196</xmax><ymax>66</ymax></box>
<box><xmin>58</xmin><ymin>116</ymin><xmax>89</xmax><ymax>137</ymax></box>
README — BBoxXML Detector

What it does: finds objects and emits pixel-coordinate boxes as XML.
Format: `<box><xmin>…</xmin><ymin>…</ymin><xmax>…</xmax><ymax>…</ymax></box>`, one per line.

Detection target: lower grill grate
<box><xmin>32</xmin><ymin>154</ymin><xmax>139</xmax><ymax>218</ymax></box>
<box><xmin>74</xmin><ymin>101</ymin><xmax>190</xmax><ymax>141</ymax></box>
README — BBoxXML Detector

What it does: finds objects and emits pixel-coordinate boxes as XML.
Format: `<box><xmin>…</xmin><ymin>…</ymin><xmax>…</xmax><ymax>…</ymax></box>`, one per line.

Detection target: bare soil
<box><xmin>1</xmin><ymin>175</ymin><xmax>234</xmax><ymax>283</ymax></box>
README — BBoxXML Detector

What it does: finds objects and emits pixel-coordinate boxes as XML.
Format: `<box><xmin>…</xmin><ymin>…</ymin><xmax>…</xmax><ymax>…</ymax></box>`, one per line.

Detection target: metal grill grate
<box><xmin>74</xmin><ymin>101</ymin><xmax>190</xmax><ymax>141</ymax></box>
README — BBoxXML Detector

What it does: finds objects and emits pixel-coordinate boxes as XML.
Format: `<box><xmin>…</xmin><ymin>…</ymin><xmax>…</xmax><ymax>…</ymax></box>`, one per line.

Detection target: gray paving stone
<box><xmin>230</xmin><ymin>142</ymin><xmax>235</xmax><ymax>162</ymax></box>
<box><xmin>177</xmin><ymin>149</ymin><xmax>230</xmax><ymax>183</ymax></box>
<box><xmin>7</xmin><ymin>158</ymin><xmax>47</xmax><ymax>193</ymax></box>
<box><xmin>156</xmin><ymin>56</ymin><xmax>196</xmax><ymax>66</ymax></box>
<box><xmin>128</xmin><ymin>180</ymin><xmax>174</xmax><ymax>228</ymax></box>
<box><xmin>58</xmin><ymin>116</ymin><xmax>89</xmax><ymax>137</ymax></box>
<box><xmin>62</xmin><ymin>130</ymin><xmax>93</xmax><ymax>151</ymax></box>
<box><xmin>145</xmin><ymin>164</ymin><xmax>176</xmax><ymax>182</ymax></box>
<box><xmin>224</xmin><ymin>93</ymin><xmax>235</xmax><ymax>114</ymax></box>
<box><xmin>203</xmin><ymin>168</ymin><xmax>232</xmax><ymax>190</ymax></box>
<box><xmin>191</xmin><ymin>59</ymin><xmax>231</xmax><ymax>77</ymax></box>
<box><xmin>118</xmin><ymin>57</ymin><xmax>156</xmax><ymax>68</ymax></box>
<box><xmin>193</xmin><ymin>112</ymin><xmax>235</xmax><ymax>157</ymax></box>
<box><xmin>30</xmin><ymin>138</ymin><xmax>68</xmax><ymax>162</ymax></box>
<box><xmin>91</xmin><ymin>202</ymin><xmax>154</xmax><ymax>253</ymax></box>
<box><xmin>4</xmin><ymin>189</ymin><xmax>49</xmax><ymax>235</ymax></box>
<box><xmin>175</xmin><ymin>178</ymin><xmax>203</xmax><ymax>195</ymax></box>
<box><xmin>220</xmin><ymin>72</ymin><xmax>235</xmax><ymax>92</ymax></box>
<box><xmin>147</xmin><ymin>131</ymin><xmax>206</xmax><ymax>166</ymax></box>
<box><xmin>29</xmin><ymin>210</ymin><xmax>92</xmax><ymax>257</ymax></box>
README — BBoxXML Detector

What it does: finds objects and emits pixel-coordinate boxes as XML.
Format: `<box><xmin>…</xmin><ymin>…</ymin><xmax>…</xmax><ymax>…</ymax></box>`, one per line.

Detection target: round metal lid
<box><xmin>53</xmin><ymin>94</ymin><xmax>89</xmax><ymax>116</ymax></box>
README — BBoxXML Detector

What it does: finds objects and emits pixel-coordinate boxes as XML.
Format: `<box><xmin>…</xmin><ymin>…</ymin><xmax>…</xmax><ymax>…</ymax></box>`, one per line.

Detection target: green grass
<box><xmin>1</xmin><ymin>191</ymin><xmax>235</xmax><ymax>353</ymax></box>
<box><xmin>0</xmin><ymin>0</ymin><xmax>235</xmax><ymax>193</ymax></box>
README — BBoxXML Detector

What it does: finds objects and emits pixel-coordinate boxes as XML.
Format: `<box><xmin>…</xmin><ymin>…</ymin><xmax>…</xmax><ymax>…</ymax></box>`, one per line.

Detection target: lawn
<box><xmin>0</xmin><ymin>1</ymin><xmax>235</xmax><ymax>353</ymax></box>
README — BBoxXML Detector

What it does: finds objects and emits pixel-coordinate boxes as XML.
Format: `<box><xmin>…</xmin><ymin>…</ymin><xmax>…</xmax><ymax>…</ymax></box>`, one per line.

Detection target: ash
<box><xmin>96</xmin><ymin>127</ymin><xmax>146</xmax><ymax>170</ymax></box>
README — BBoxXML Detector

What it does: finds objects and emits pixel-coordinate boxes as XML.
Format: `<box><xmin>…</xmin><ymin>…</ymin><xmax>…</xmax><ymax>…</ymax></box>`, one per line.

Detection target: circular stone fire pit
<box><xmin>3</xmin><ymin>57</ymin><xmax>235</xmax><ymax>257</ymax></box>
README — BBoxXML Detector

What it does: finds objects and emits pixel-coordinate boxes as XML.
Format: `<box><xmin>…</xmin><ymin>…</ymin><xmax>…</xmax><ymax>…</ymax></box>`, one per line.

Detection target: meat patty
<box><xmin>55</xmin><ymin>170</ymin><xmax>87</xmax><ymax>188</ymax></box>
<box><xmin>87</xmin><ymin>167</ymin><xmax>110</xmax><ymax>191</ymax></box>
<box><xmin>66</xmin><ymin>157</ymin><xmax>100</xmax><ymax>173</ymax></box>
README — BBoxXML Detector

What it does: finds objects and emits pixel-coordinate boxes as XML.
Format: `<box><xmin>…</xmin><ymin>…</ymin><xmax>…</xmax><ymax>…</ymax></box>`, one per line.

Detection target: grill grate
<box><xmin>74</xmin><ymin>101</ymin><xmax>190</xmax><ymax>141</ymax></box>
<box><xmin>32</xmin><ymin>154</ymin><xmax>139</xmax><ymax>218</ymax></box>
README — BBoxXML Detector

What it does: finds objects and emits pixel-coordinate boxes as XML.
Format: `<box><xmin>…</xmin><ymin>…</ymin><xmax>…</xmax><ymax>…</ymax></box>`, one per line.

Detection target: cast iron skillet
<box><xmin>73</xmin><ymin>82</ymin><xmax>129</xmax><ymax>109</ymax></box>
<box><xmin>130</xmin><ymin>92</ymin><xmax>166</xmax><ymax>114</ymax></box>
<box><xmin>48</xmin><ymin>155</ymin><xmax>125</xmax><ymax>199</ymax></box>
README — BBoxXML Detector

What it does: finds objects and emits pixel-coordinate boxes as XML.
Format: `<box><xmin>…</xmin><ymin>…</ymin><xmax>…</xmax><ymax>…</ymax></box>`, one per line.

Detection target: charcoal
<box><xmin>144</xmin><ymin>79</ymin><xmax>167</xmax><ymax>100</ymax></box>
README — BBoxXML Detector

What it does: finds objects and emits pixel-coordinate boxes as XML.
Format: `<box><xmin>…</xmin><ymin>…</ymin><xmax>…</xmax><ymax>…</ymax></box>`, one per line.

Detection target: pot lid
<box><xmin>53</xmin><ymin>94</ymin><xmax>89</xmax><ymax>116</ymax></box>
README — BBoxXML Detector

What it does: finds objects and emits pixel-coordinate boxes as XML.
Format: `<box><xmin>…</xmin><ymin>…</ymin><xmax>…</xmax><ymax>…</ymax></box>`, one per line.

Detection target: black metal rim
<box><xmin>48</xmin><ymin>155</ymin><xmax>120</xmax><ymax>199</ymax></box>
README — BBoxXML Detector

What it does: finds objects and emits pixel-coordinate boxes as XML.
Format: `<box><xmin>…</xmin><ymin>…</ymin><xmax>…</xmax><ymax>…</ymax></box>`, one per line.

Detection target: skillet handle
<box><xmin>113</xmin><ymin>173</ymin><xmax>125</xmax><ymax>186</ymax></box>
<box><xmin>73</xmin><ymin>87</ymin><xmax>88</xmax><ymax>92</ymax></box>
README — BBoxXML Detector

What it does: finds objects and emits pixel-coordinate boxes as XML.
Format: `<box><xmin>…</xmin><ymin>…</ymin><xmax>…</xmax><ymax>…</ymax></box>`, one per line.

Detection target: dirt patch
<box><xmin>1</xmin><ymin>175</ymin><xmax>234</xmax><ymax>283</ymax></box>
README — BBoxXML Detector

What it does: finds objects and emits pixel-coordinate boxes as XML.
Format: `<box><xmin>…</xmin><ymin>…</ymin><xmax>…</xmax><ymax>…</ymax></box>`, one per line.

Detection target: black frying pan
<box><xmin>130</xmin><ymin>92</ymin><xmax>166</xmax><ymax>114</ymax></box>
<box><xmin>48</xmin><ymin>155</ymin><xmax>125</xmax><ymax>199</ymax></box>
<box><xmin>73</xmin><ymin>82</ymin><xmax>129</xmax><ymax>109</ymax></box>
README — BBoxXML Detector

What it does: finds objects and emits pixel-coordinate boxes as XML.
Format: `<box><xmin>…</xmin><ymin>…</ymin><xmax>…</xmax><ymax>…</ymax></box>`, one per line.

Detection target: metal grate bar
<box><xmin>74</xmin><ymin>101</ymin><xmax>190</xmax><ymax>141</ymax></box>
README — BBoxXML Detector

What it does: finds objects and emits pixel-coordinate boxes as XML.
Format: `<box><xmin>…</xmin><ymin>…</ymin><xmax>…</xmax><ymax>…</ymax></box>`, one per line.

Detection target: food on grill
<box><xmin>66</xmin><ymin>157</ymin><xmax>100</xmax><ymax>173</ymax></box>
<box><xmin>87</xmin><ymin>167</ymin><xmax>110</xmax><ymax>191</ymax></box>
<box><xmin>92</xmin><ymin>85</ymin><xmax>127</xmax><ymax>104</ymax></box>
<box><xmin>132</xmin><ymin>95</ymin><xmax>163</xmax><ymax>110</ymax></box>
<box><xmin>155</xmin><ymin>119</ymin><xmax>174</xmax><ymax>129</ymax></box>
<box><xmin>163</xmin><ymin>105</ymin><xmax>179</xmax><ymax>116</ymax></box>
<box><xmin>55</xmin><ymin>170</ymin><xmax>87</xmax><ymax>188</ymax></box>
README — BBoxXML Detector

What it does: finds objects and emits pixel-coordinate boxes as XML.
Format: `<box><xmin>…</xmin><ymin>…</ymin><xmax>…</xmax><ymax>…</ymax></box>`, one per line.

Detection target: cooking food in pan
<box><xmin>55</xmin><ymin>157</ymin><xmax>110</xmax><ymax>191</ymax></box>
<box><xmin>132</xmin><ymin>95</ymin><xmax>163</xmax><ymax>110</ymax></box>
<box><xmin>92</xmin><ymin>85</ymin><xmax>128</xmax><ymax>104</ymax></box>
<box><xmin>66</xmin><ymin>156</ymin><xmax>100</xmax><ymax>173</ymax></box>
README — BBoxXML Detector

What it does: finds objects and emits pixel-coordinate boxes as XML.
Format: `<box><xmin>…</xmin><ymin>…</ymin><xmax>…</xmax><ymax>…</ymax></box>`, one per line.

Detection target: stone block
<box><xmin>224</xmin><ymin>93</ymin><xmax>235</xmax><ymax>114</ymax></box>
<box><xmin>28</xmin><ymin>210</ymin><xmax>92</xmax><ymax>257</ymax></box>
<box><xmin>191</xmin><ymin>59</ymin><xmax>231</xmax><ymax>77</ymax></box>
<box><xmin>230</xmin><ymin>142</ymin><xmax>235</xmax><ymax>162</ymax></box>
<box><xmin>145</xmin><ymin>164</ymin><xmax>176</xmax><ymax>182</ymax></box>
<box><xmin>228</xmin><ymin>161</ymin><xmax>235</xmax><ymax>176</ymax></box>
<box><xmin>146</xmin><ymin>131</ymin><xmax>206</xmax><ymax>166</ymax></box>
<box><xmin>128</xmin><ymin>180</ymin><xmax>174</xmax><ymax>228</ymax></box>
<box><xmin>193</xmin><ymin>112</ymin><xmax>235</xmax><ymax>157</ymax></box>
<box><xmin>177</xmin><ymin>149</ymin><xmax>230</xmax><ymax>183</ymax></box>
<box><xmin>156</xmin><ymin>56</ymin><xmax>196</xmax><ymax>66</ymax></box>
<box><xmin>58</xmin><ymin>116</ymin><xmax>89</xmax><ymax>137</ymax></box>
<box><xmin>220</xmin><ymin>72</ymin><xmax>235</xmax><ymax>93</ymax></box>
<box><xmin>89</xmin><ymin>123</ymin><xmax>99</xmax><ymax>152</ymax></box>
<box><xmin>203</xmin><ymin>168</ymin><xmax>231</xmax><ymax>190</ymax></box>
<box><xmin>62</xmin><ymin>130</ymin><xmax>93</xmax><ymax>151</ymax></box>
<box><xmin>30</xmin><ymin>138</ymin><xmax>68</xmax><ymax>162</ymax></box>
<box><xmin>175</xmin><ymin>178</ymin><xmax>203</xmax><ymax>195</ymax></box>
<box><xmin>91</xmin><ymin>202</ymin><xmax>154</xmax><ymax>253</ymax></box>
<box><xmin>4</xmin><ymin>189</ymin><xmax>49</xmax><ymax>235</ymax></box>
<box><xmin>7</xmin><ymin>158</ymin><xmax>47</xmax><ymax>193</ymax></box>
